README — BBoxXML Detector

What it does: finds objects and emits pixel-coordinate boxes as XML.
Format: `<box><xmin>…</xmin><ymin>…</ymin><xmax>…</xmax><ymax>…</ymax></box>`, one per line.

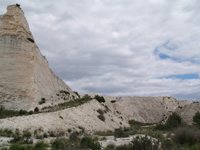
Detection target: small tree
<box><xmin>154</xmin><ymin>112</ymin><xmax>182</xmax><ymax>130</ymax></box>
<box><xmin>193</xmin><ymin>111</ymin><xmax>200</xmax><ymax>127</ymax></box>
<box><xmin>131</xmin><ymin>136</ymin><xmax>159</xmax><ymax>150</ymax></box>
<box><xmin>80</xmin><ymin>137</ymin><xmax>101</xmax><ymax>150</ymax></box>
<box><xmin>166</xmin><ymin>112</ymin><xmax>182</xmax><ymax>128</ymax></box>
<box><xmin>34</xmin><ymin>107</ymin><xmax>39</xmax><ymax>113</ymax></box>
<box><xmin>95</xmin><ymin>95</ymin><xmax>105</xmax><ymax>103</ymax></box>
<box><xmin>172</xmin><ymin>127</ymin><xmax>200</xmax><ymax>146</ymax></box>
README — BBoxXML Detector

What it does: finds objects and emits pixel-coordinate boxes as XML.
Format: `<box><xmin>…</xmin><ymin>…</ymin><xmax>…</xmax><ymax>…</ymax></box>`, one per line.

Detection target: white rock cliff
<box><xmin>0</xmin><ymin>5</ymin><xmax>76</xmax><ymax>110</ymax></box>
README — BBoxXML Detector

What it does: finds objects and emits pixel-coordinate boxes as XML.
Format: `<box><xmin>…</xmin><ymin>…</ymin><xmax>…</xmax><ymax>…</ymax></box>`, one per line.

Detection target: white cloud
<box><xmin>1</xmin><ymin>0</ymin><xmax>200</xmax><ymax>100</ymax></box>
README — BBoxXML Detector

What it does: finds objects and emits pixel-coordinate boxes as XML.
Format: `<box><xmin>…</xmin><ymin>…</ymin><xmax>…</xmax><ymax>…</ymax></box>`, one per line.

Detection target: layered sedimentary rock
<box><xmin>0</xmin><ymin>5</ymin><xmax>76</xmax><ymax>110</ymax></box>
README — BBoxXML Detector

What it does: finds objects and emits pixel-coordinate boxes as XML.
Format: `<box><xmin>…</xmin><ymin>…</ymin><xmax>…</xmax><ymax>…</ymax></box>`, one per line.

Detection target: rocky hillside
<box><xmin>0</xmin><ymin>5</ymin><xmax>200</xmax><ymax>137</ymax></box>
<box><xmin>0</xmin><ymin>5</ymin><xmax>77</xmax><ymax>111</ymax></box>
<box><xmin>0</xmin><ymin>95</ymin><xmax>198</xmax><ymax>135</ymax></box>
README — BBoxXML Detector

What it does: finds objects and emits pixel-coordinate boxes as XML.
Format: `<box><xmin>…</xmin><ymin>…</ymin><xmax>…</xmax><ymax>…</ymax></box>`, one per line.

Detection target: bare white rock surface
<box><xmin>0</xmin><ymin>96</ymin><xmax>195</xmax><ymax>135</ymax></box>
<box><xmin>0</xmin><ymin>5</ymin><xmax>77</xmax><ymax>110</ymax></box>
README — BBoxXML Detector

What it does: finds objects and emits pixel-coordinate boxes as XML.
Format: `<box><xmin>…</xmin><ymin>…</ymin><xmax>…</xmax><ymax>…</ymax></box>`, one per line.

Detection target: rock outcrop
<box><xmin>0</xmin><ymin>5</ymin><xmax>77</xmax><ymax>110</ymax></box>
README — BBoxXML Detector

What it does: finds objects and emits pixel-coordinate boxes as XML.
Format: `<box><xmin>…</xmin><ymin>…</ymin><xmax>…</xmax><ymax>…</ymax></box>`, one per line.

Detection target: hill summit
<box><xmin>0</xmin><ymin>5</ymin><xmax>77</xmax><ymax>110</ymax></box>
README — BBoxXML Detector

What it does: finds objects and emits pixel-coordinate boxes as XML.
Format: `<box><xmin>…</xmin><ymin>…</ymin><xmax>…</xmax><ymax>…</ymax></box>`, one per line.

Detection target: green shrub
<box><xmin>82</xmin><ymin>94</ymin><xmax>92</xmax><ymax>101</ymax></box>
<box><xmin>104</xmin><ymin>144</ymin><xmax>116</xmax><ymax>150</ymax></box>
<box><xmin>34</xmin><ymin>107</ymin><xmax>39</xmax><ymax>113</ymax></box>
<box><xmin>69</xmin><ymin>132</ymin><xmax>80</xmax><ymax>143</ymax></box>
<box><xmin>114</xmin><ymin>128</ymin><xmax>129</xmax><ymax>138</ymax></box>
<box><xmin>172</xmin><ymin>127</ymin><xmax>200</xmax><ymax>147</ymax></box>
<box><xmin>161</xmin><ymin>138</ymin><xmax>177</xmax><ymax>150</ymax></box>
<box><xmin>166</xmin><ymin>112</ymin><xmax>182</xmax><ymax>128</ymax></box>
<box><xmin>39</xmin><ymin>98</ymin><xmax>46</xmax><ymax>105</ymax></box>
<box><xmin>95</xmin><ymin>95</ymin><xmax>105</xmax><ymax>103</ymax></box>
<box><xmin>73</xmin><ymin>91</ymin><xmax>80</xmax><ymax>98</ymax></box>
<box><xmin>51</xmin><ymin>138</ymin><xmax>78</xmax><ymax>150</ymax></box>
<box><xmin>193</xmin><ymin>111</ymin><xmax>200</xmax><ymax>127</ymax></box>
<box><xmin>115</xmin><ymin>145</ymin><xmax>129</xmax><ymax>150</ymax></box>
<box><xmin>10</xmin><ymin>130</ymin><xmax>32</xmax><ymax>144</ymax></box>
<box><xmin>43</xmin><ymin>132</ymin><xmax>48</xmax><ymax>138</ymax></box>
<box><xmin>80</xmin><ymin>137</ymin><xmax>101</xmax><ymax>150</ymax></box>
<box><xmin>189</xmin><ymin>143</ymin><xmax>200</xmax><ymax>150</ymax></box>
<box><xmin>10</xmin><ymin>134</ymin><xmax>23</xmax><ymax>143</ymax></box>
<box><xmin>0</xmin><ymin>106</ymin><xmax>19</xmax><ymax>119</ymax></box>
<box><xmin>22</xmin><ymin>130</ymin><xmax>32</xmax><ymax>144</ymax></box>
<box><xmin>154</xmin><ymin>112</ymin><xmax>182</xmax><ymax>131</ymax></box>
<box><xmin>34</xmin><ymin>141</ymin><xmax>48</xmax><ymax>150</ymax></box>
<box><xmin>59</xmin><ymin>90</ymin><xmax>70</xmax><ymax>95</ymax></box>
<box><xmin>19</xmin><ymin>110</ymin><xmax>28</xmax><ymax>115</ymax></box>
<box><xmin>129</xmin><ymin>120</ymin><xmax>144</xmax><ymax>126</ymax></box>
<box><xmin>154</xmin><ymin>124</ymin><xmax>168</xmax><ymax>131</ymax></box>
<box><xmin>51</xmin><ymin>138</ymin><xmax>68</xmax><ymax>150</ymax></box>
<box><xmin>0</xmin><ymin>129</ymin><xmax>13</xmax><ymax>137</ymax></box>
<box><xmin>16</xmin><ymin>4</ymin><xmax>21</xmax><ymax>7</ymax></box>
<box><xmin>29</xmin><ymin>111</ymin><xmax>34</xmax><ymax>115</ymax></box>
<box><xmin>9</xmin><ymin>143</ymin><xmax>25</xmax><ymax>150</ymax></box>
<box><xmin>131</xmin><ymin>136</ymin><xmax>159</xmax><ymax>150</ymax></box>
<box><xmin>67</xmin><ymin>129</ymin><xmax>72</xmax><ymax>133</ymax></box>
<box><xmin>49</xmin><ymin>131</ymin><xmax>56</xmax><ymax>137</ymax></box>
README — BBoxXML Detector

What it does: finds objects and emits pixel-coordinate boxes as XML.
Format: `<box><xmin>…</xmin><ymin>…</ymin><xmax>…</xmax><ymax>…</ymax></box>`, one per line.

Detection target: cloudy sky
<box><xmin>1</xmin><ymin>0</ymin><xmax>200</xmax><ymax>100</ymax></box>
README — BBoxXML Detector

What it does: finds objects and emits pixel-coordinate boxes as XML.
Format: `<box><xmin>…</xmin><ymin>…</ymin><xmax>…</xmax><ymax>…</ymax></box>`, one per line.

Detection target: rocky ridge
<box><xmin>0</xmin><ymin>96</ymin><xmax>198</xmax><ymax>135</ymax></box>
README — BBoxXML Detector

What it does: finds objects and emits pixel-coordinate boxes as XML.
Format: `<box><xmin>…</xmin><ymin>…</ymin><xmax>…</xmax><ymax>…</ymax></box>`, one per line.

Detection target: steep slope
<box><xmin>0</xmin><ymin>100</ymin><xmax>129</xmax><ymax>135</ymax></box>
<box><xmin>0</xmin><ymin>5</ymin><xmax>77</xmax><ymax>110</ymax></box>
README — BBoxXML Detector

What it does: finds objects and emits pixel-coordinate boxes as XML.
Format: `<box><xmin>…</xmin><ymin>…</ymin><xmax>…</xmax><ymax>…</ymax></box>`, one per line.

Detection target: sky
<box><xmin>1</xmin><ymin>0</ymin><xmax>200</xmax><ymax>100</ymax></box>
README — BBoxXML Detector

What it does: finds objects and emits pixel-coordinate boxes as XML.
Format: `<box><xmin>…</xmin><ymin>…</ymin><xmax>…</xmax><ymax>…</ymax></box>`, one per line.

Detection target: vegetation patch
<box><xmin>111</xmin><ymin>100</ymin><xmax>116</xmax><ymax>103</ymax></box>
<box><xmin>172</xmin><ymin>127</ymin><xmax>200</xmax><ymax>147</ymax></box>
<box><xmin>0</xmin><ymin>106</ymin><xmax>19</xmax><ymax>119</ymax></box>
<box><xmin>73</xmin><ymin>91</ymin><xmax>80</xmax><ymax>98</ymax></box>
<box><xmin>193</xmin><ymin>111</ymin><xmax>200</xmax><ymax>128</ymax></box>
<box><xmin>59</xmin><ymin>90</ymin><xmax>70</xmax><ymax>96</ymax></box>
<box><xmin>39</xmin><ymin>98</ymin><xmax>46</xmax><ymax>105</ymax></box>
<box><xmin>129</xmin><ymin>120</ymin><xmax>154</xmax><ymax>127</ymax></box>
<box><xmin>95</xmin><ymin>95</ymin><xmax>105</xmax><ymax>103</ymax></box>
<box><xmin>0</xmin><ymin>106</ymin><xmax>41</xmax><ymax>119</ymax></box>
<box><xmin>114</xmin><ymin>128</ymin><xmax>129</xmax><ymax>138</ymax></box>
<box><xmin>57</xmin><ymin>94</ymin><xmax>92</xmax><ymax>109</ymax></box>
<box><xmin>154</xmin><ymin>112</ymin><xmax>182</xmax><ymax>130</ymax></box>
<box><xmin>80</xmin><ymin>137</ymin><xmax>101</xmax><ymax>150</ymax></box>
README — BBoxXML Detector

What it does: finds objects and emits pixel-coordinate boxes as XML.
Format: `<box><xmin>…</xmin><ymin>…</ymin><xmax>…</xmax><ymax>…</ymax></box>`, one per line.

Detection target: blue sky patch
<box><xmin>158</xmin><ymin>53</ymin><xmax>170</xmax><ymax>59</ymax></box>
<box><xmin>154</xmin><ymin>40</ymin><xmax>180</xmax><ymax>61</ymax></box>
<box><xmin>160</xmin><ymin>74</ymin><xmax>199</xmax><ymax>80</ymax></box>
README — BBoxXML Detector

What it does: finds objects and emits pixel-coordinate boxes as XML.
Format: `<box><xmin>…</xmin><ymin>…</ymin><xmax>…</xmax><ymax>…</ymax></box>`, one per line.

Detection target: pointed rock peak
<box><xmin>0</xmin><ymin>4</ymin><xmax>77</xmax><ymax>110</ymax></box>
<box><xmin>6</xmin><ymin>4</ymin><xmax>24</xmax><ymax>15</ymax></box>
<box><xmin>0</xmin><ymin>4</ymin><xmax>33</xmax><ymax>39</ymax></box>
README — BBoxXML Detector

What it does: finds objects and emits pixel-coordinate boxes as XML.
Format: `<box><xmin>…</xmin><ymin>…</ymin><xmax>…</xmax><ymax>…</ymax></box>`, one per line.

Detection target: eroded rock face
<box><xmin>0</xmin><ymin>5</ymin><xmax>76</xmax><ymax>110</ymax></box>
